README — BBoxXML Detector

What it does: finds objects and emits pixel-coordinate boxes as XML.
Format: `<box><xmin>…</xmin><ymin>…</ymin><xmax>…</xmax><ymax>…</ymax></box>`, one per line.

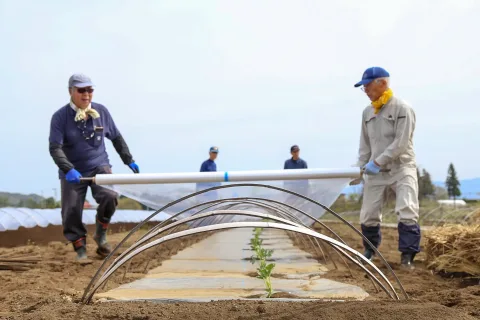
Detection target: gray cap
<box><xmin>68</xmin><ymin>73</ymin><xmax>95</xmax><ymax>88</ymax></box>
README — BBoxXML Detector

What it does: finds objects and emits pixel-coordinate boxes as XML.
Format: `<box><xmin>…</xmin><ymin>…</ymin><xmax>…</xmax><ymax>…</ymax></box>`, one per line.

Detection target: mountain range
<box><xmin>0</xmin><ymin>192</ymin><xmax>46</xmax><ymax>205</ymax></box>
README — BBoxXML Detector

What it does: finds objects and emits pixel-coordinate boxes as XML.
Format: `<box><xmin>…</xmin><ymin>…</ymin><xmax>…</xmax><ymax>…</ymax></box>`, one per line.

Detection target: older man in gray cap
<box><xmin>48</xmin><ymin>73</ymin><xmax>140</xmax><ymax>264</ymax></box>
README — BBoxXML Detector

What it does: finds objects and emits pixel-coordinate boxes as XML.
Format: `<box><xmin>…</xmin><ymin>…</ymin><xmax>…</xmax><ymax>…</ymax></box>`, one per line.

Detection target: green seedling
<box><xmin>256</xmin><ymin>261</ymin><xmax>275</xmax><ymax>298</ymax></box>
<box><xmin>249</xmin><ymin>227</ymin><xmax>276</xmax><ymax>297</ymax></box>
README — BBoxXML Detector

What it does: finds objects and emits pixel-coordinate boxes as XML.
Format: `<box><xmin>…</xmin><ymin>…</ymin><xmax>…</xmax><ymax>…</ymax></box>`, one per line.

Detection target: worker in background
<box><xmin>196</xmin><ymin>146</ymin><xmax>220</xmax><ymax>201</ymax></box>
<box><xmin>48</xmin><ymin>73</ymin><xmax>139</xmax><ymax>264</ymax></box>
<box><xmin>354</xmin><ymin>66</ymin><xmax>420</xmax><ymax>269</ymax></box>
<box><xmin>284</xmin><ymin>145</ymin><xmax>308</xmax><ymax>169</ymax></box>
<box><xmin>283</xmin><ymin>145</ymin><xmax>309</xmax><ymax>205</ymax></box>
<box><xmin>200</xmin><ymin>146</ymin><xmax>219</xmax><ymax>172</ymax></box>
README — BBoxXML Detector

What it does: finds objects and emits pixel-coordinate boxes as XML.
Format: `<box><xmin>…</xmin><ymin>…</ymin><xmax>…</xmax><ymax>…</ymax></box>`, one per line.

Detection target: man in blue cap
<box><xmin>49</xmin><ymin>73</ymin><xmax>140</xmax><ymax>264</ymax></box>
<box><xmin>200</xmin><ymin>146</ymin><xmax>219</xmax><ymax>172</ymax></box>
<box><xmin>354</xmin><ymin>67</ymin><xmax>420</xmax><ymax>269</ymax></box>
<box><xmin>196</xmin><ymin>146</ymin><xmax>221</xmax><ymax>202</ymax></box>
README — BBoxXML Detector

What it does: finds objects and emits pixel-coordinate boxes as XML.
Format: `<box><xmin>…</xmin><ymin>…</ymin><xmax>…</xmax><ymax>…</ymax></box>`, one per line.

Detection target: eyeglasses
<box><xmin>360</xmin><ymin>79</ymin><xmax>383</xmax><ymax>92</ymax></box>
<box><xmin>77</xmin><ymin>87</ymin><xmax>94</xmax><ymax>94</ymax></box>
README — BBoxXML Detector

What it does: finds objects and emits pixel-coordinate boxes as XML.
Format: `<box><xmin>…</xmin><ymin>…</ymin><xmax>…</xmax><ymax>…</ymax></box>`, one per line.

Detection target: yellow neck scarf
<box><xmin>371</xmin><ymin>88</ymin><xmax>393</xmax><ymax>114</ymax></box>
<box><xmin>70</xmin><ymin>101</ymin><xmax>100</xmax><ymax>122</ymax></box>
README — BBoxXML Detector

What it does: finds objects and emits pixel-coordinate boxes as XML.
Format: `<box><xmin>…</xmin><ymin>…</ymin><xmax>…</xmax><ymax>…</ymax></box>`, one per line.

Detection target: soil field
<box><xmin>0</xmin><ymin>222</ymin><xmax>479</xmax><ymax>320</ymax></box>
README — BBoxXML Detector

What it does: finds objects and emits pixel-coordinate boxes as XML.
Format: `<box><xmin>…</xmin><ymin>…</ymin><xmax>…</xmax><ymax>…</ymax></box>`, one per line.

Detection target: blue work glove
<box><xmin>65</xmin><ymin>168</ymin><xmax>82</xmax><ymax>184</ymax></box>
<box><xmin>363</xmin><ymin>160</ymin><xmax>381</xmax><ymax>175</ymax></box>
<box><xmin>128</xmin><ymin>162</ymin><xmax>140</xmax><ymax>173</ymax></box>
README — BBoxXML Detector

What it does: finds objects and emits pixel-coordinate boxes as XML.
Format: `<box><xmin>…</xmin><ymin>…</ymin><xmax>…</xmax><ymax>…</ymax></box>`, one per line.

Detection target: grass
<box><xmin>326</xmin><ymin>198</ymin><xmax>480</xmax><ymax>226</ymax></box>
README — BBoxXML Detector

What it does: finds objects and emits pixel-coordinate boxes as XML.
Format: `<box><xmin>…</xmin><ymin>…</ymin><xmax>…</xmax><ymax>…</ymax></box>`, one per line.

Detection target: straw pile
<box><xmin>0</xmin><ymin>255</ymin><xmax>40</xmax><ymax>271</ymax></box>
<box><xmin>425</xmin><ymin>224</ymin><xmax>480</xmax><ymax>276</ymax></box>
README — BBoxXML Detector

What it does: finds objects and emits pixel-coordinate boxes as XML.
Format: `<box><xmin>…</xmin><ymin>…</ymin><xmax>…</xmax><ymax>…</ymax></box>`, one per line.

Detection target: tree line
<box><xmin>0</xmin><ymin>196</ymin><xmax>60</xmax><ymax>209</ymax></box>
<box><xmin>332</xmin><ymin>162</ymin><xmax>463</xmax><ymax>212</ymax></box>
<box><xmin>403</xmin><ymin>162</ymin><xmax>461</xmax><ymax>201</ymax></box>
<box><xmin>0</xmin><ymin>195</ymin><xmax>147</xmax><ymax>210</ymax></box>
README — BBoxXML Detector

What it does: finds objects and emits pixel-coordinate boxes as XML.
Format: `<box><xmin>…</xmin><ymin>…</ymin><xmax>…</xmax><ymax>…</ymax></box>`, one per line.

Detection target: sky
<box><xmin>0</xmin><ymin>0</ymin><xmax>479</xmax><ymax>201</ymax></box>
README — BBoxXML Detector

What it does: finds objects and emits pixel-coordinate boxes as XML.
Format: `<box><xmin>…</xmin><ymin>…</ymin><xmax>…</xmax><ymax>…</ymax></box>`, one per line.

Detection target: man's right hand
<box><xmin>66</xmin><ymin>168</ymin><xmax>82</xmax><ymax>184</ymax></box>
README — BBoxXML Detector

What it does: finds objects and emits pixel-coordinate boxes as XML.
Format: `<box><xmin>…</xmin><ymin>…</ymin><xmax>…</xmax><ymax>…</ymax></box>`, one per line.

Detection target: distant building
<box><xmin>437</xmin><ymin>199</ymin><xmax>467</xmax><ymax>207</ymax></box>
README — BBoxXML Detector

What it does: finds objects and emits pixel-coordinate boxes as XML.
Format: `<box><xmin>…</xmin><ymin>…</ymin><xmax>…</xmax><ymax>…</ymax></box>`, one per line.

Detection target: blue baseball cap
<box><xmin>68</xmin><ymin>73</ymin><xmax>95</xmax><ymax>88</ymax></box>
<box><xmin>209</xmin><ymin>146</ymin><xmax>219</xmax><ymax>153</ymax></box>
<box><xmin>354</xmin><ymin>67</ymin><xmax>390</xmax><ymax>88</ymax></box>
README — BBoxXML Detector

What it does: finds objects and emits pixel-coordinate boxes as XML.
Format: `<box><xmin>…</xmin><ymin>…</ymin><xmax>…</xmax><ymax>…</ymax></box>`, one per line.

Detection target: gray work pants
<box><xmin>360</xmin><ymin>167</ymin><xmax>419</xmax><ymax>226</ymax></box>
<box><xmin>360</xmin><ymin>166</ymin><xmax>421</xmax><ymax>253</ymax></box>
<box><xmin>60</xmin><ymin>166</ymin><xmax>118</xmax><ymax>243</ymax></box>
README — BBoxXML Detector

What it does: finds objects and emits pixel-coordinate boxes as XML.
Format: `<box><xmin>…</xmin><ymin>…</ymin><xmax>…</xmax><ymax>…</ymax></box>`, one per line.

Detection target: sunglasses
<box><xmin>77</xmin><ymin>87</ymin><xmax>94</xmax><ymax>94</ymax></box>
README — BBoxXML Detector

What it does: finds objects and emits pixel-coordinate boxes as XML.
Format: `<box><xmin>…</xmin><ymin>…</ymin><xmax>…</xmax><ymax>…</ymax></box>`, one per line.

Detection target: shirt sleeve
<box><xmin>100</xmin><ymin>105</ymin><xmax>134</xmax><ymax>164</ymax></box>
<box><xmin>112</xmin><ymin>135</ymin><xmax>134</xmax><ymax>165</ymax></box>
<box><xmin>103</xmin><ymin>106</ymin><xmax>121</xmax><ymax>141</ymax></box>
<box><xmin>49</xmin><ymin>111</ymin><xmax>64</xmax><ymax>144</ymax></box>
<box><xmin>284</xmin><ymin>160</ymin><xmax>288</xmax><ymax>169</ymax></box>
<box><xmin>356</xmin><ymin>109</ymin><xmax>372</xmax><ymax>167</ymax></box>
<box><xmin>303</xmin><ymin>161</ymin><xmax>308</xmax><ymax>169</ymax></box>
<box><xmin>200</xmin><ymin>161</ymin><xmax>206</xmax><ymax>172</ymax></box>
<box><xmin>375</xmin><ymin>105</ymin><xmax>415</xmax><ymax>166</ymax></box>
<box><xmin>48</xmin><ymin>110</ymin><xmax>74</xmax><ymax>173</ymax></box>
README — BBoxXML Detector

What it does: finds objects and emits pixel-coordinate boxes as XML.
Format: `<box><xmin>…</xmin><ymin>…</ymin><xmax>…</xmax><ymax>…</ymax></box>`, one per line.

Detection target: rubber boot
<box><xmin>72</xmin><ymin>238</ymin><xmax>92</xmax><ymax>265</ymax></box>
<box><xmin>361</xmin><ymin>224</ymin><xmax>382</xmax><ymax>261</ymax></box>
<box><xmin>400</xmin><ymin>252</ymin><xmax>416</xmax><ymax>270</ymax></box>
<box><xmin>93</xmin><ymin>219</ymin><xmax>112</xmax><ymax>257</ymax></box>
<box><xmin>363</xmin><ymin>248</ymin><xmax>375</xmax><ymax>261</ymax></box>
<box><xmin>398</xmin><ymin>222</ymin><xmax>421</xmax><ymax>270</ymax></box>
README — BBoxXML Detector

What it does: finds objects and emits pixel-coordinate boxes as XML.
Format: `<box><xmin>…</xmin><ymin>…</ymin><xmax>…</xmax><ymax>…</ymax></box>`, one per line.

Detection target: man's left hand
<box><xmin>364</xmin><ymin>160</ymin><xmax>381</xmax><ymax>175</ymax></box>
<box><xmin>128</xmin><ymin>162</ymin><xmax>140</xmax><ymax>173</ymax></box>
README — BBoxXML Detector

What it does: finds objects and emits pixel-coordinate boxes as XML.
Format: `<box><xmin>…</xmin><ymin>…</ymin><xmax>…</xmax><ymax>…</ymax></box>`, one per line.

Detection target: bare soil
<box><xmin>0</xmin><ymin>222</ymin><xmax>479</xmax><ymax>320</ymax></box>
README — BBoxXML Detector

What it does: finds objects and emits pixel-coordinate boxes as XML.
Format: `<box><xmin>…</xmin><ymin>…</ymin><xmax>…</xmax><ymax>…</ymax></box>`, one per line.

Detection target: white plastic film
<box><xmin>0</xmin><ymin>208</ymin><xmax>171</xmax><ymax>232</ymax></box>
<box><xmin>101</xmin><ymin>177</ymin><xmax>353</xmax><ymax>226</ymax></box>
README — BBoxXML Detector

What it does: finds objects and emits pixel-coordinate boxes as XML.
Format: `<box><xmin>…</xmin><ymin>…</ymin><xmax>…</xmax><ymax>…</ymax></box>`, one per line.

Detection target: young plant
<box><xmin>249</xmin><ymin>227</ymin><xmax>276</xmax><ymax>297</ymax></box>
<box><xmin>257</xmin><ymin>260</ymin><xmax>275</xmax><ymax>298</ymax></box>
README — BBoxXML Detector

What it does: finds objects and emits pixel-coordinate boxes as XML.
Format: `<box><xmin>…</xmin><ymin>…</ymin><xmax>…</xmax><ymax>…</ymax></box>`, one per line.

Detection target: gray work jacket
<box><xmin>356</xmin><ymin>96</ymin><xmax>417</xmax><ymax>171</ymax></box>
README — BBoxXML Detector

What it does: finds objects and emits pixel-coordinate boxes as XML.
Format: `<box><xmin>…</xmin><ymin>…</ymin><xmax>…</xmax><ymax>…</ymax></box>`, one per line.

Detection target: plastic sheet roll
<box><xmin>93</xmin><ymin>168</ymin><xmax>361</xmax><ymax>185</ymax></box>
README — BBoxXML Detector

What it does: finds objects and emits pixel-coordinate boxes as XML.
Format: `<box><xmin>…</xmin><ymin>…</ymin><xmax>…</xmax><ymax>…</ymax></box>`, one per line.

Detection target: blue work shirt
<box><xmin>197</xmin><ymin>159</ymin><xmax>220</xmax><ymax>193</ymax></box>
<box><xmin>49</xmin><ymin>102</ymin><xmax>120</xmax><ymax>178</ymax></box>
<box><xmin>284</xmin><ymin>158</ymin><xmax>308</xmax><ymax>170</ymax></box>
<box><xmin>200</xmin><ymin>159</ymin><xmax>217</xmax><ymax>172</ymax></box>
<box><xmin>283</xmin><ymin>158</ymin><xmax>309</xmax><ymax>193</ymax></box>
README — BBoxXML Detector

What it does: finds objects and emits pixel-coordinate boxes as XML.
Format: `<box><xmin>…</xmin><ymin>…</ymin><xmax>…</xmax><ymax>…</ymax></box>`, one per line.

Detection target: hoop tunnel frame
<box><xmin>81</xmin><ymin>183</ymin><xmax>407</xmax><ymax>303</ymax></box>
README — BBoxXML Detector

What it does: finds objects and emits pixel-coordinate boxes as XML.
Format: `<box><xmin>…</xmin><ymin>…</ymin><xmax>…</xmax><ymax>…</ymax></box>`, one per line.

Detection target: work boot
<box><xmin>400</xmin><ymin>252</ymin><xmax>415</xmax><ymax>270</ymax></box>
<box><xmin>363</xmin><ymin>249</ymin><xmax>375</xmax><ymax>261</ymax></box>
<box><xmin>93</xmin><ymin>219</ymin><xmax>112</xmax><ymax>257</ymax></box>
<box><xmin>72</xmin><ymin>238</ymin><xmax>92</xmax><ymax>265</ymax></box>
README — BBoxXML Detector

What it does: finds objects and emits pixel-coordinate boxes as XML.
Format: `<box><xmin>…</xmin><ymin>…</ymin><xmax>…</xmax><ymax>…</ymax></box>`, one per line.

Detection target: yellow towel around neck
<box><xmin>371</xmin><ymin>88</ymin><xmax>393</xmax><ymax>114</ymax></box>
<box><xmin>71</xmin><ymin>101</ymin><xmax>100</xmax><ymax>122</ymax></box>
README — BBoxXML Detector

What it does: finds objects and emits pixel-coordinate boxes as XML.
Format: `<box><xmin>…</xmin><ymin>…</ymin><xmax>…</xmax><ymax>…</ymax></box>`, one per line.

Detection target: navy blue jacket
<box><xmin>200</xmin><ymin>159</ymin><xmax>217</xmax><ymax>172</ymax></box>
<box><xmin>197</xmin><ymin>159</ymin><xmax>219</xmax><ymax>191</ymax></box>
<box><xmin>49</xmin><ymin>102</ymin><xmax>133</xmax><ymax>178</ymax></box>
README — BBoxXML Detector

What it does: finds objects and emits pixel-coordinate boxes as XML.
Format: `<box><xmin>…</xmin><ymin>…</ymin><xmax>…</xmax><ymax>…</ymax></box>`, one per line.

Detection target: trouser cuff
<box><xmin>96</xmin><ymin>215</ymin><xmax>110</xmax><ymax>228</ymax></box>
<box><xmin>361</xmin><ymin>224</ymin><xmax>381</xmax><ymax>251</ymax></box>
<box><xmin>72</xmin><ymin>237</ymin><xmax>86</xmax><ymax>251</ymax></box>
<box><xmin>398</xmin><ymin>222</ymin><xmax>421</xmax><ymax>253</ymax></box>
